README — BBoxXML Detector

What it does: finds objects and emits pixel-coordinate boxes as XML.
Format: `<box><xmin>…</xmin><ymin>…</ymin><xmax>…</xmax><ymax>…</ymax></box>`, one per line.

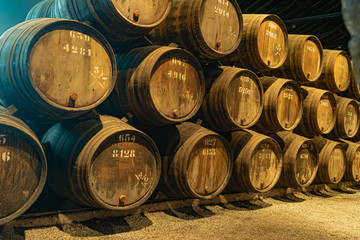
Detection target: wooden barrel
<box><xmin>148</xmin><ymin>0</ymin><xmax>243</xmax><ymax>60</ymax></box>
<box><xmin>327</xmin><ymin>96</ymin><xmax>360</xmax><ymax>139</ymax></box>
<box><xmin>339</xmin><ymin>139</ymin><xmax>360</xmax><ymax>183</ymax></box>
<box><xmin>341</xmin><ymin>62</ymin><xmax>360</xmax><ymax>100</ymax></box>
<box><xmin>0</xmin><ymin>112</ymin><xmax>47</xmax><ymax>225</ymax></box>
<box><xmin>0</xmin><ymin>18</ymin><xmax>116</xmax><ymax>123</ymax></box>
<box><xmin>252</xmin><ymin>77</ymin><xmax>303</xmax><ymax>133</ymax></box>
<box><xmin>306</xmin><ymin>50</ymin><xmax>352</xmax><ymax>92</ymax></box>
<box><xmin>41</xmin><ymin>115</ymin><xmax>161</xmax><ymax>210</ymax></box>
<box><xmin>226</xmin><ymin>130</ymin><xmax>282</xmax><ymax>193</ymax></box>
<box><xmin>266</xmin><ymin>34</ymin><xmax>323</xmax><ymax>84</ymax></box>
<box><xmin>294</xmin><ymin>87</ymin><xmax>337</xmax><ymax>137</ymax></box>
<box><xmin>200</xmin><ymin>66</ymin><xmax>264</xmax><ymax>132</ymax></box>
<box><xmin>27</xmin><ymin>0</ymin><xmax>172</xmax><ymax>48</ymax></box>
<box><xmin>312</xmin><ymin>137</ymin><xmax>346</xmax><ymax>184</ymax></box>
<box><xmin>98</xmin><ymin>46</ymin><xmax>205</xmax><ymax>127</ymax></box>
<box><xmin>221</xmin><ymin>14</ymin><xmax>288</xmax><ymax>73</ymax></box>
<box><xmin>146</xmin><ymin>122</ymin><xmax>233</xmax><ymax>199</ymax></box>
<box><xmin>273</xmin><ymin>132</ymin><xmax>319</xmax><ymax>188</ymax></box>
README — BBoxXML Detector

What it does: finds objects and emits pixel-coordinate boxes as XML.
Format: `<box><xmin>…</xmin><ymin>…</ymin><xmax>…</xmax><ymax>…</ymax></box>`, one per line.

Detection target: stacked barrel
<box><xmin>0</xmin><ymin>0</ymin><xmax>359</xmax><ymax>226</ymax></box>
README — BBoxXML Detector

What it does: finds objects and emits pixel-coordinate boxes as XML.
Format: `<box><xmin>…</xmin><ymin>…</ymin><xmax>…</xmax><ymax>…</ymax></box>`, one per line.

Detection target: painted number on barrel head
<box><xmin>135</xmin><ymin>172</ymin><xmax>149</xmax><ymax>187</ymax></box>
<box><xmin>119</xmin><ymin>134</ymin><xmax>136</xmax><ymax>142</ymax></box>
<box><xmin>63</xmin><ymin>44</ymin><xmax>91</xmax><ymax>57</ymax></box>
<box><xmin>70</xmin><ymin>31</ymin><xmax>91</xmax><ymax>42</ymax></box>
<box><xmin>215</xmin><ymin>0</ymin><xmax>230</xmax><ymax>17</ymax></box>
<box><xmin>300</xmin><ymin>153</ymin><xmax>309</xmax><ymax>160</ymax></box>
<box><xmin>0</xmin><ymin>135</ymin><xmax>6</xmax><ymax>144</ymax></box>
<box><xmin>172</xmin><ymin>57</ymin><xmax>186</xmax><ymax>66</ymax></box>
<box><xmin>202</xmin><ymin>139</ymin><xmax>217</xmax><ymax>156</ymax></box>
<box><xmin>2</xmin><ymin>152</ymin><xmax>10</xmax><ymax>162</ymax></box>
<box><xmin>112</xmin><ymin>149</ymin><xmax>136</xmax><ymax>158</ymax></box>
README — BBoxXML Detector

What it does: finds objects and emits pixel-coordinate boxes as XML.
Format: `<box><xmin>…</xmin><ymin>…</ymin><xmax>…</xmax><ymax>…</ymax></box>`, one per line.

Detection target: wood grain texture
<box><xmin>0</xmin><ymin>18</ymin><xmax>116</xmax><ymax>123</ymax></box>
<box><xmin>226</xmin><ymin>130</ymin><xmax>282</xmax><ymax>193</ymax></box>
<box><xmin>274</xmin><ymin>132</ymin><xmax>318</xmax><ymax>188</ymax></box>
<box><xmin>306</xmin><ymin>49</ymin><xmax>352</xmax><ymax>92</ymax></box>
<box><xmin>41</xmin><ymin>115</ymin><xmax>161</xmax><ymax>210</ymax></box>
<box><xmin>294</xmin><ymin>87</ymin><xmax>337</xmax><ymax>137</ymax></box>
<box><xmin>221</xmin><ymin>14</ymin><xmax>288</xmax><ymax>73</ymax></box>
<box><xmin>339</xmin><ymin>139</ymin><xmax>360</xmax><ymax>182</ymax></box>
<box><xmin>98</xmin><ymin>46</ymin><xmax>205</xmax><ymax>127</ymax></box>
<box><xmin>26</xmin><ymin>0</ymin><xmax>171</xmax><ymax>47</ymax></box>
<box><xmin>265</xmin><ymin>34</ymin><xmax>323</xmax><ymax>84</ymax></box>
<box><xmin>252</xmin><ymin>77</ymin><xmax>303</xmax><ymax>133</ymax></box>
<box><xmin>0</xmin><ymin>113</ymin><xmax>46</xmax><ymax>226</ymax></box>
<box><xmin>200</xmin><ymin>66</ymin><xmax>263</xmax><ymax>132</ymax></box>
<box><xmin>312</xmin><ymin>137</ymin><xmax>345</xmax><ymax>184</ymax></box>
<box><xmin>340</xmin><ymin>62</ymin><xmax>360</xmax><ymax>100</ymax></box>
<box><xmin>327</xmin><ymin>96</ymin><xmax>360</xmax><ymax>139</ymax></box>
<box><xmin>148</xmin><ymin>0</ymin><xmax>243</xmax><ymax>60</ymax></box>
<box><xmin>146</xmin><ymin>122</ymin><xmax>233</xmax><ymax>199</ymax></box>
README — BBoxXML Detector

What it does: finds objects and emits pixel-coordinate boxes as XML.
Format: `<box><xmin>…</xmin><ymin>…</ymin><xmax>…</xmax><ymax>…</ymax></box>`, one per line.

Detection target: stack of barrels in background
<box><xmin>0</xmin><ymin>0</ymin><xmax>359</xmax><ymax>226</ymax></box>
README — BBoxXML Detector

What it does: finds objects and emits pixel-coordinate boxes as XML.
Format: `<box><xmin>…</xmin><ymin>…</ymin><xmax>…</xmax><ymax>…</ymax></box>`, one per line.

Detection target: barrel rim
<box><xmin>26</xmin><ymin>18</ymin><xmax>117</xmax><ymax>113</ymax></box>
<box><xmin>0</xmin><ymin>114</ymin><xmax>47</xmax><ymax>225</ymax></box>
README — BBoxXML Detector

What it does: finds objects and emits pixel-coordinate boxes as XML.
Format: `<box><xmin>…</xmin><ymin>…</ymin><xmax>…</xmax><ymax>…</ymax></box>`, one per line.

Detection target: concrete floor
<box><xmin>1</xmin><ymin>188</ymin><xmax>360</xmax><ymax>240</ymax></box>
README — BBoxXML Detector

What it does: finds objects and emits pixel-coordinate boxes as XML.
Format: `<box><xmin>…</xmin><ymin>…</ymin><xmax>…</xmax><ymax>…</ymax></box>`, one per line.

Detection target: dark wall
<box><xmin>0</xmin><ymin>0</ymin><xmax>41</xmax><ymax>35</ymax></box>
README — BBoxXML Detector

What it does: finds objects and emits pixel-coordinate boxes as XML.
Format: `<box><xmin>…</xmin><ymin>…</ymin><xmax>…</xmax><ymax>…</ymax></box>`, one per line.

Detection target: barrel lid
<box><xmin>301</xmin><ymin>36</ymin><xmax>323</xmax><ymax>81</ymax></box>
<box><xmin>111</xmin><ymin>0</ymin><xmax>171</xmax><ymax>27</ymax></box>
<box><xmin>185</xmin><ymin>134</ymin><xmax>232</xmax><ymax>198</ymax></box>
<box><xmin>317</xmin><ymin>92</ymin><xmax>337</xmax><ymax>134</ymax></box>
<box><xmin>226</xmin><ymin>69</ymin><xmax>263</xmax><ymax>128</ymax></box>
<box><xmin>149</xmin><ymin>49</ymin><xmax>205</xmax><ymax>122</ymax></box>
<box><xmin>87</xmin><ymin>130</ymin><xmax>160</xmax><ymax>209</ymax></box>
<box><xmin>0</xmin><ymin>125</ymin><xmax>46</xmax><ymax>225</ymax></box>
<box><xmin>199</xmin><ymin>0</ymin><xmax>242</xmax><ymax>55</ymax></box>
<box><xmin>327</xmin><ymin>144</ymin><xmax>345</xmax><ymax>184</ymax></box>
<box><xmin>294</xmin><ymin>140</ymin><xmax>318</xmax><ymax>187</ymax></box>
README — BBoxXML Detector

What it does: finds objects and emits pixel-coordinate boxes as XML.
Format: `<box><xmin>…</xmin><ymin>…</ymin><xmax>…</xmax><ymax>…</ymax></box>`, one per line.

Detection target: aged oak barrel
<box><xmin>252</xmin><ymin>77</ymin><xmax>303</xmax><ymax>133</ymax></box>
<box><xmin>147</xmin><ymin>0</ymin><xmax>243</xmax><ymax>60</ymax></box>
<box><xmin>0</xmin><ymin>112</ymin><xmax>46</xmax><ymax>225</ymax></box>
<box><xmin>221</xmin><ymin>14</ymin><xmax>288</xmax><ymax>73</ymax></box>
<box><xmin>339</xmin><ymin>139</ymin><xmax>360</xmax><ymax>183</ymax></box>
<box><xmin>341</xmin><ymin>62</ymin><xmax>360</xmax><ymax>100</ymax></box>
<box><xmin>226</xmin><ymin>130</ymin><xmax>282</xmax><ymax>193</ymax></box>
<box><xmin>294</xmin><ymin>87</ymin><xmax>337</xmax><ymax>137</ymax></box>
<box><xmin>41</xmin><ymin>115</ymin><xmax>161</xmax><ymax>210</ymax></box>
<box><xmin>272</xmin><ymin>132</ymin><xmax>318</xmax><ymax>188</ymax></box>
<box><xmin>312</xmin><ymin>137</ymin><xmax>346</xmax><ymax>185</ymax></box>
<box><xmin>98</xmin><ymin>46</ymin><xmax>205</xmax><ymax>127</ymax></box>
<box><xmin>146</xmin><ymin>122</ymin><xmax>233</xmax><ymax>199</ymax></box>
<box><xmin>306</xmin><ymin>50</ymin><xmax>352</xmax><ymax>92</ymax></box>
<box><xmin>0</xmin><ymin>18</ymin><xmax>116</xmax><ymax>123</ymax></box>
<box><xmin>326</xmin><ymin>96</ymin><xmax>360</xmax><ymax>139</ymax></box>
<box><xmin>266</xmin><ymin>34</ymin><xmax>323</xmax><ymax>84</ymax></box>
<box><xmin>200</xmin><ymin>66</ymin><xmax>264</xmax><ymax>132</ymax></box>
<box><xmin>27</xmin><ymin>0</ymin><xmax>172</xmax><ymax>48</ymax></box>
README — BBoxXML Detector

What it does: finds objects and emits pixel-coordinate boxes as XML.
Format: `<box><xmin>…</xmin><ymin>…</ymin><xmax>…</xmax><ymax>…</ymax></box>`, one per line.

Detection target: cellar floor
<box><xmin>1</xmin><ymin>187</ymin><xmax>360</xmax><ymax>240</ymax></box>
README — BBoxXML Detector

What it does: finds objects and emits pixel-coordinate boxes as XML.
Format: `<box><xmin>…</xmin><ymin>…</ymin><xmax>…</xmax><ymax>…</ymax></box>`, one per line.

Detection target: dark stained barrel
<box><xmin>0</xmin><ymin>18</ymin><xmax>116</xmax><ymax>123</ymax></box>
<box><xmin>252</xmin><ymin>77</ymin><xmax>303</xmax><ymax>133</ymax></box>
<box><xmin>98</xmin><ymin>46</ymin><xmax>205</xmax><ymax>127</ymax></box>
<box><xmin>273</xmin><ymin>132</ymin><xmax>318</xmax><ymax>188</ymax></box>
<box><xmin>265</xmin><ymin>34</ymin><xmax>323</xmax><ymax>84</ymax></box>
<box><xmin>312</xmin><ymin>137</ymin><xmax>346</xmax><ymax>185</ymax></box>
<box><xmin>339</xmin><ymin>139</ymin><xmax>360</xmax><ymax>183</ymax></box>
<box><xmin>200</xmin><ymin>66</ymin><xmax>264</xmax><ymax>132</ymax></box>
<box><xmin>0</xmin><ymin>112</ymin><xmax>47</xmax><ymax>225</ymax></box>
<box><xmin>41</xmin><ymin>115</ymin><xmax>161</xmax><ymax>210</ymax></box>
<box><xmin>26</xmin><ymin>0</ymin><xmax>172</xmax><ymax>48</ymax></box>
<box><xmin>306</xmin><ymin>50</ymin><xmax>352</xmax><ymax>93</ymax></box>
<box><xmin>148</xmin><ymin>0</ymin><xmax>243</xmax><ymax>61</ymax></box>
<box><xmin>294</xmin><ymin>87</ymin><xmax>337</xmax><ymax>137</ymax></box>
<box><xmin>146</xmin><ymin>122</ymin><xmax>233</xmax><ymax>199</ymax></box>
<box><xmin>226</xmin><ymin>130</ymin><xmax>283</xmax><ymax>193</ymax></box>
<box><xmin>221</xmin><ymin>14</ymin><xmax>288</xmax><ymax>73</ymax></box>
<box><xmin>327</xmin><ymin>96</ymin><xmax>360</xmax><ymax>139</ymax></box>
